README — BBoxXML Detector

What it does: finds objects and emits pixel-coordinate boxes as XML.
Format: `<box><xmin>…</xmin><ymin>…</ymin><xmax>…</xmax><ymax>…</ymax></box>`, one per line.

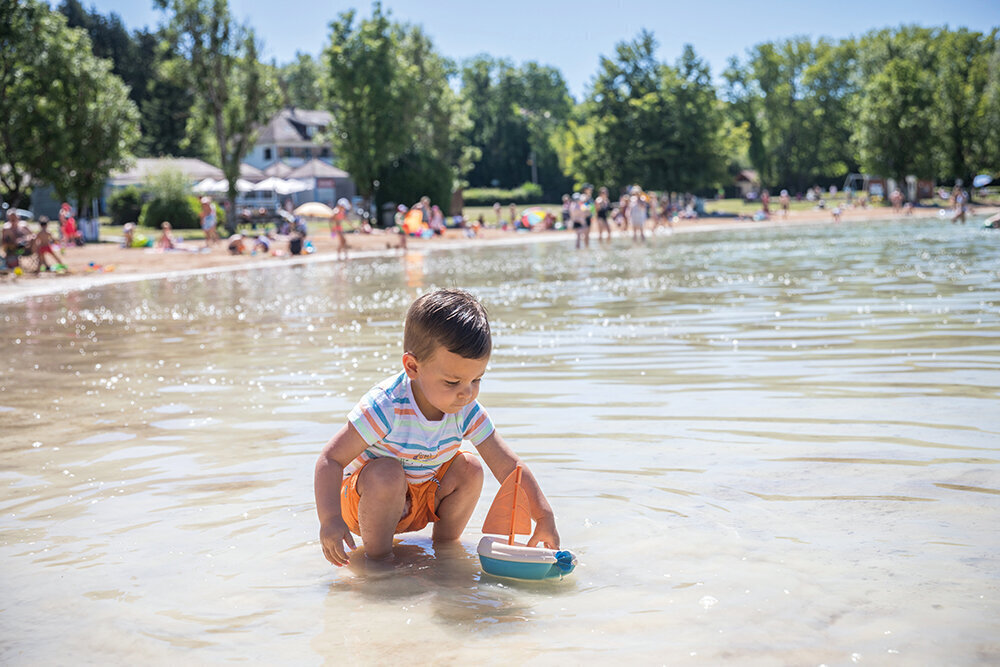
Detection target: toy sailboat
<box><xmin>477</xmin><ymin>465</ymin><xmax>577</xmax><ymax>580</ymax></box>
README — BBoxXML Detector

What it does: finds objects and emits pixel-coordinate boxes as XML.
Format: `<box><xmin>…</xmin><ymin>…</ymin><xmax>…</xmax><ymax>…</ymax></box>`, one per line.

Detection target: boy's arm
<box><xmin>314</xmin><ymin>423</ymin><xmax>368</xmax><ymax>566</ymax></box>
<box><xmin>476</xmin><ymin>430</ymin><xmax>561</xmax><ymax>550</ymax></box>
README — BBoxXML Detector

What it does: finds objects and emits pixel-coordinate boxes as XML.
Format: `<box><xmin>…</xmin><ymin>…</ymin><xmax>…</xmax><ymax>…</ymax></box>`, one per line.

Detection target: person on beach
<box><xmin>331</xmin><ymin>202</ymin><xmax>349</xmax><ymax>260</ymax></box>
<box><xmin>31</xmin><ymin>218</ymin><xmax>64</xmax><ymax>272</ymax></box>
<box><xmin>890</xmin><ymin>188</ymin><xmax>904</xmax><ymax>213</ymax></box>
<box><xmin>780</xmin><ymin>189</ymin><xmax>790</xmax><ymax>219</ymax></box>
<box><xmin>595</xmin><ymin>187</ymin><xmax>612</xmax><ymax>241</ymax></box>
<box><xmin>227</xmin><ymin>234</ymin><xmax>246</xmax><ymax>255</ymax></box>
<box><xmin>570</xmin><ymin>192</ymin><xmax>588</xmax><ymax>249</ymax></box>
<box><xmin>2</xmin><ymin>210</ymin><xmax>30</xmax><ymax>270</ymax></box>
<box><xmin>59</xmin><ymin>204</ymin><xmax>83</xmax><ymax>246</ymax></box>
<box><xmin>629</xmin><ymin>187</ymin><xmax>648</xmax><ymax>242</ymax></box>
<box><xmin>951</xmin><ymin>186</ymin><xmax>968</xmax><ymax>224</ymax></box>
<box><xmin>314</xmin><ymin>288</ymin><xmax>561</xmax><ymax>568</ymax></box>
<box><xmin>156</xmin><ymin>221</ymin><xmax>178</xmax><ymax>250</ymax></box>
<box><xmin>199</xmin><ymin>197</ymin><xmax>218</xmax><ymax>247</ymax></box>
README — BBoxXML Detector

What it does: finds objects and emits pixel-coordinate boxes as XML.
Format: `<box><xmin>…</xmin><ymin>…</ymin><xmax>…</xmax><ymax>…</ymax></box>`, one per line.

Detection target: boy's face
<box><xmin>403</xmin><ymin>346</ymin><xmax>489</xmax><ymax>421</ymax></box>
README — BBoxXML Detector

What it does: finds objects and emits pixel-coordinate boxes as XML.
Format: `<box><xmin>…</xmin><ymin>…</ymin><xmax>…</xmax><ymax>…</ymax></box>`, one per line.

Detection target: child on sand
<box><xmin>31</xmin><ymin>218</ymin><xmax>64</xmax><ymax>272</ymax></box>
<box><xmin>314</xmin><ymin>289</ymin><xmax>561</xmax><ymax>567</ymax></box>
<box><xmin>156</xmin><ymin>221</ymin><xmax>178</xmax><ymax>250</ymax></box>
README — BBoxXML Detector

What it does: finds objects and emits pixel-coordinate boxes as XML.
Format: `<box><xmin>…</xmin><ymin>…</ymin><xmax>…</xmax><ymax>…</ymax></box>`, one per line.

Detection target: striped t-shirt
<box><xmin>345</xmin><ymin>372</ymin><xmax>495</xmax><ymax>483</ymax></box>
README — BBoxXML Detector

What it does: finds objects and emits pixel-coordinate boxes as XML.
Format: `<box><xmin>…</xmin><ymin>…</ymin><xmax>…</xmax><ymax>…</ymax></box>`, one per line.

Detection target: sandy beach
<box><xmin>1</xmin><ymin>204</ymin><xmax>989</xmax><ymax>303</ymax></box>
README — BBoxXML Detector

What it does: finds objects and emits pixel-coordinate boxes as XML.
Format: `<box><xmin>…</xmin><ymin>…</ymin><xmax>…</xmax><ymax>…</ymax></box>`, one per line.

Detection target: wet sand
<box><xmin>0</xmin><ymin>205</ymin><xmax>986</xmax><ymax>303</ymax></box>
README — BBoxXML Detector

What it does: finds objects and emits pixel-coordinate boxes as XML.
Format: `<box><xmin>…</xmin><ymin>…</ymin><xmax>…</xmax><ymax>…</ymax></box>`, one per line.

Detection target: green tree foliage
<box><xmin>460</xmin><ymin>56</ymin><xmax>572</xmax><ymax>195</ymax></box>
<box><xmin>978</xmin><ymin>36</ymin><xmax>1000</xmax><ymax>175</ymax></box>
<box><xmin>853</xmin><ymin>27</ymin><xmax>938</xmax><ymax>190</ymax></box>
<box><xmin>323</xmin><ymin>3</ymin><xmax>414</xmax><ymax>206</ymax></box>
<box><xmin>567</xmin><ymin>32</ymin><xmax>726</xmax><ymax>195</ymax></box>
<box><xmin>931</xmin><ymin>28</ymin><xmax>997</xmax><ymax>184</ymax></box>
<box><xmin>279</xmin><ymin>52</ymin><xmax>324</xmax><ymax>109</ymax></box>
<box><xmin>723</xmin><ymin>37</ymin><xmax>858</xmax><ymax>191</ymax></box>
<box><xmin>157</xmin><ymin>0</ymin><xmax>280</xmax><ymax>230</ymax></box>
<box><xmin>378</xmin><ymin>23</ymin><xmax>479</xmax><ymax>210</ymax></box>
<box><xmin>58</xmin><ymin>0</ymin><xmax>193</xmax><ymax>158</ymax></box>
<box><xmin>0</xmin><ymin>1</ymin><xmax>139</xmax><ymax>211</ymax></box>
<box><xmin>324</xmin><ymin>3</ymin><xmax>476</xmax><ymax>214</ymax></box>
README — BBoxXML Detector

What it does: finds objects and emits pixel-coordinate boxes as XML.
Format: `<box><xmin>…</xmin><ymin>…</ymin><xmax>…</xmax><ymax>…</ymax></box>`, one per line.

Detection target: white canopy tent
<box><xmin>253</xmin><ymin>177</ymin><xmax>310</xmax><ymax>195</ymax></box>
<box><xmin>193</xmin><ymin>178</ymin><xmax>256</xmax><ymax>194</ymax></box>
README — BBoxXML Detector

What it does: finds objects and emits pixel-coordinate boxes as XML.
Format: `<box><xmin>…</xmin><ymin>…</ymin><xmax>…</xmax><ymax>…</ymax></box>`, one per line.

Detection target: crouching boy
<box><xmin>315</xmin><ymin>288</ymin><xmax>560</xmax><ymax>566</ymax></box>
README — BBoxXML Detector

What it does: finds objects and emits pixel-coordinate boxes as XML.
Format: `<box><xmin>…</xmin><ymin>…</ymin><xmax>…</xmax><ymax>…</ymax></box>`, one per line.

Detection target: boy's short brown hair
<box><xmin>404</xmin><ymin>289</ymin><xmax>492</xmax><ymax>361</ymax></box>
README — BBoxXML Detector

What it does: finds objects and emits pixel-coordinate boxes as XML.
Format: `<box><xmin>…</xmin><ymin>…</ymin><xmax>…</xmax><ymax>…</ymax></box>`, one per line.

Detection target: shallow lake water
<box><xmin>2</xmin><ymin>218</ymin><xmax>999</xmax><ymax>664</ymax></box>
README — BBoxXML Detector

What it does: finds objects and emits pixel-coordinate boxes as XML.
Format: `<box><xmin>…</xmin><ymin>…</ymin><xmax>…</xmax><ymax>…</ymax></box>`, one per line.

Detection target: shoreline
<box><xmin>1</xmin><ymin>205</ymin><xmax>992</xmax><ymax>303</ymax></box>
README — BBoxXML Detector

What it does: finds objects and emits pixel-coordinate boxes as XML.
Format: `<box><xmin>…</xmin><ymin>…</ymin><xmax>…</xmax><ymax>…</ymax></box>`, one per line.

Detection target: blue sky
<box><xmin>59</xmin><ymin>0</ymin><xmax>1000</xmax><ymax>99</ymax></box>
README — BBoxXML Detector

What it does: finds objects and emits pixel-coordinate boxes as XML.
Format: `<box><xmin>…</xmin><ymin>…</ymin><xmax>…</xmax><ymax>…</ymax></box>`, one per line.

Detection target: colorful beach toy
<box><xmin>477</xmin><ymin>465</ymin><xmax>576</xmax><ymax>580</ymax></box>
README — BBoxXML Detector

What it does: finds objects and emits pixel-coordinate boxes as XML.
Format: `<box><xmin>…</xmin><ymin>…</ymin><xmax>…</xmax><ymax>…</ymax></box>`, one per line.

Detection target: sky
<box><xmin>57</xmin><ymin>0</ymin><xmax>1000</xmax><ymax>100</ymax></box>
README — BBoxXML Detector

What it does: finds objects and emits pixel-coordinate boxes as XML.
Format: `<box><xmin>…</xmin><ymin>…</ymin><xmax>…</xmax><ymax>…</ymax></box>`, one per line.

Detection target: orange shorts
<box><xmin>340</xmin><ymin>454</ymin><xmax>459</xmax><ymax>535</ymax></box>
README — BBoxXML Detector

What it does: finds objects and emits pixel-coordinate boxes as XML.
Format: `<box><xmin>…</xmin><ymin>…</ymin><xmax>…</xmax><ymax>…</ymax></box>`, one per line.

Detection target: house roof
<box><xmin>109</xmin><ymin>158</ymin><xmax>265</xmax><ymax>186</ymax></box>
<box><xmin>110</xmin><ymin>158</ymin><xmax>221</xmax><ymax>186</ymax></box>
<box><xmin>735</xmin><ymin>169</ymin><xmax>759</xmax><ymax>183</ymax></box>
<box><xmin>263</xmin><ymin>161</ymin><xmax>296</xmax><ymax>178</ymax></box>
<box><xmin>256</xmin><ymin>107</ymin><xmax>333</xmax><ymax>146</ymax></box>
<box><xmin>287</xmin><ymin>158</ymin><xmax>350</xmax><ymax>179</ymax></box>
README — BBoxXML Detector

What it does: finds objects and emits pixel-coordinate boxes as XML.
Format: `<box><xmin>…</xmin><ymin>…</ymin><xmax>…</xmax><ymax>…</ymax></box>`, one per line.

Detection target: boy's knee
<box><xmin>452</xmin><ymin>452</ymin><xmax>484</xmax><ymax>488</ymax></box>
<box><xmin>358</xmin><ymin>458</ymin><xmax>407</xmax><ymax>498</ymax></box>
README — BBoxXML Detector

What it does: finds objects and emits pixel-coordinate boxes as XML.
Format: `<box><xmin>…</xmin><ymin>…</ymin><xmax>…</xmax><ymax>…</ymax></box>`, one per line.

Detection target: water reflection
<box><xmin>1</xmin><ymin>218</ymin><xmax>998</xmax><ymax>663</ymax></box>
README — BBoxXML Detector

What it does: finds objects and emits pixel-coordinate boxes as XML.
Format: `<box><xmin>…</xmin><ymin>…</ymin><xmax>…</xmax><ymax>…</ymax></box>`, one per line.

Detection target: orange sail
<box><xmin>482</xmin><ymin>465</ymin><xmax>532</xmax><ymax>545</ymax></box>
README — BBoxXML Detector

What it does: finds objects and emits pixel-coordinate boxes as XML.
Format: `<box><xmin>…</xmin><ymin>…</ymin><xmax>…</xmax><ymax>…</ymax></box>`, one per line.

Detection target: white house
<box><xmin>245</xmin><ymin>108</ymin><xmax>334</xmax><ymax>170</ymax></box>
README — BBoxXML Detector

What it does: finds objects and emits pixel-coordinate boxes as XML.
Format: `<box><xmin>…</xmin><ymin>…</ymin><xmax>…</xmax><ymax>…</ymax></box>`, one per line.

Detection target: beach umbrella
<box><xmin>972</xmin><ymin>174</ymin><xmax>993</xmax><ymax>188</ymax></box>
<box><xmin>520</xmin><ymin>207</ymin><xmax>547</xmax><ymax>227</ymax></box>
<box><xmin>293</xmin><ymin>201</ymin><xmax>335</xmax><ymax>218</ymax></box>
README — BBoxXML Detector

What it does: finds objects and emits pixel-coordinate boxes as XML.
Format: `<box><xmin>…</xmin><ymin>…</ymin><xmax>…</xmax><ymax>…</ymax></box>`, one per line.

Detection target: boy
<box><xmin>314</xmin><ymin>289</ymin><xmax>560</xmax><ymax>567</ymax></box>
<box><xmin>31</xmin><ymin>217</ymin><xmax>63</xmax><ymax>272</ymax></box>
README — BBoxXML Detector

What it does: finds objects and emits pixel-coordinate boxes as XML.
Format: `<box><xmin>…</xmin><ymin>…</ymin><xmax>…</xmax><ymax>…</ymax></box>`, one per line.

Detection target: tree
<box><xmin>723</xmin><ymin>37</ymin><xmax>858</xmax><ymax>192</ymax></box>
<box><xmin>323</xmin><ymin>3</ymin><xmax>414</xmax><ymax>209</ymax></box>
<box><xmin>931</xmin><ymin>28</ymin><xmax>995</xmax><ymax>185</ymax></box>
<box><xmin>459</xmin><ymin>56</ymin><xmax>572</xmax><ymax>194</ymax></box>
<box><xmin>58</xmin><ymin>0</ymin><xmax>193</xmax><ymax>157</ymax></box>
<box><xmin>0</xmin><ymin>1</ymin><xmax>139</xmax><ymax>210</ymax></box>
<box><xmin>157</xmin><ymin>0</ymin><xmax>280</xmax><ymax>231</ymax></box>
<box><xmin>577</xmin><ymin>30</ymin><xmax>662</xmax><ymax>190</ymax></box>
<box><xmin>976</xmin><ymin>35</ymin><xmax>1000</xmax><ymax>176</ymax></box>
<box><xmin>377</xmin><ymin>23</ymin><xmax>478</xmax><ymax>211</ymax></box>
<box><xmin>569</xmin><ymin>33</ymin><xmax>726</xmax><ymax>195</ymax></box>
<box><xmin>280</xmin><ymin>52</ymin><xmax>324</xmax><ymax>109</ymax></box>
<box><xmin>853</xmin><ymin>27</ymin><xmax>937</xmax><ymax>195</ymax></box>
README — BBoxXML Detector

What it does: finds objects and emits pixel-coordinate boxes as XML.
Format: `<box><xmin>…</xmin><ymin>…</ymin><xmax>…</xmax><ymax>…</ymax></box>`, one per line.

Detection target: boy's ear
<box><xmin>402</xmin><ymin>352</ymin><xmax>419</xmax><ymax>378</ymax></box>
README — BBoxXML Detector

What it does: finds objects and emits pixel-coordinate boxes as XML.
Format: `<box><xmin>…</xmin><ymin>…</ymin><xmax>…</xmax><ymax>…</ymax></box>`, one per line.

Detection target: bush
<box><xmin>139</xmin><ymin>194</ymin><xmax>201</xmax><ymax>229</ymax></box>
<box><xmin>108</xmin><ymin>186</ymin><xmax>143</xmax><ymax>225</ymax></box>
<box><xmin>462</xmin><ymin>182</ymin><xmax>544</xmax><ymax>207</ymax></box>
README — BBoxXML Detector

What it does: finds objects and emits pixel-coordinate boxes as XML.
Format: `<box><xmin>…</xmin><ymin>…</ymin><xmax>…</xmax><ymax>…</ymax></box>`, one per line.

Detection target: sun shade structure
<box><xmin>293</xmin><ymin>201</ymin><xmax>335</xmax><ymax>218</ymax></box>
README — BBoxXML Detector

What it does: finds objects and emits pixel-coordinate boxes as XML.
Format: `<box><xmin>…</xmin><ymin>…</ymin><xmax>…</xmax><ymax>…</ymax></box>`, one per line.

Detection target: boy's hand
<box><xmin>527</xmin><ymin>513</ymin><xmax>560</xmax><ymax>550</ymax></box>
<box><xmin>319</xmin><ymin>518</ymin><xmax>356</xmax><ymax>567</ymax></box>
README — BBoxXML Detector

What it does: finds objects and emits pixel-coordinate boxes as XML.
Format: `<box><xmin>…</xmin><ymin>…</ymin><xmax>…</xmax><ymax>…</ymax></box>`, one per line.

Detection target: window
<box><xmin>263</xmin><ymin>148</ymin><xmax>272</xmax><ymax>161</ymax></box>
